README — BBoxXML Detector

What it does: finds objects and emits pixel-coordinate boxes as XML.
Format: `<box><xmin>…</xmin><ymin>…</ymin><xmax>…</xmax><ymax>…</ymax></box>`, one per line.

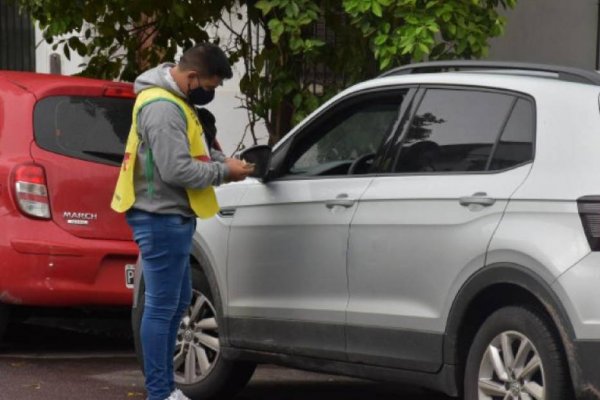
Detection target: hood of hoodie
<box><xmin>133</xmin><ymin>63</ymin><xmax>186</xmax><ymax>98</ymax></box>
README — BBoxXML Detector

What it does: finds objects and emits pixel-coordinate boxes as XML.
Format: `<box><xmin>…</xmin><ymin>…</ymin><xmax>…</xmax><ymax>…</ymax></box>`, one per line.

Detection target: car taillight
<box><xmin>12</xmin><ymin>164</ymin><xmax>51</xmax><ymax>219</ymax></box>
<box><xmin>577</xmin><ymin>196</ymin><xmax>600</xmax><ymax>251</ymax></box>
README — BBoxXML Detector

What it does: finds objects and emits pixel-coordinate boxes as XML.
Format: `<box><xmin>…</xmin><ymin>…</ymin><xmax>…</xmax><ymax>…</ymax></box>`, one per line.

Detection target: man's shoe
<box><xmin>173</xmin><ymin>388</ymin><xmax>191</xmax><ymax>400</ymax></box>
<box><xmin>163</xmin><ymin>392</ymin><xmax>178</xmax><ymax>400</ymax></box>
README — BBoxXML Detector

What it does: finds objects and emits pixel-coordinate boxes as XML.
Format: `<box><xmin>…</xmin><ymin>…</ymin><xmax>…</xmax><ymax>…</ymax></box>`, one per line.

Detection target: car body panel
<box><xmin>553</xmin><ymin>252</ymin><xmax>600</xmax><ymax>339</ymax></box>
<box><xmin>30</xmin><ymin>144</ymin><xmax>132</xmax><ymax>240</ymax></box>
<box><xmin>225</xmin><ymin>177</ymin><xmax>373</xmax><ymax>358</ymax></box>
<box><xmin>194</xmin><ymin>180</ymin><xmax>251</xmax><ymax>307</ymax></box>
<box><xmin>348</xmin><ymin>164</ymin><xmax>532</xmax><ymax>333</ymax></box>
<box><xmin>0</xmin><ymin>211</ymin><xmax>137</xmax><ymax>305</ymax></box>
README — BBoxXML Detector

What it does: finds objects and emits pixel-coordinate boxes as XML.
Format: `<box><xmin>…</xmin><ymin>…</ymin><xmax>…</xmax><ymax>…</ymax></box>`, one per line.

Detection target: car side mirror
<box><xmin>239</xmin><ymin>145</ymin><xmax>272</xmax><ymax>181</ymax></box>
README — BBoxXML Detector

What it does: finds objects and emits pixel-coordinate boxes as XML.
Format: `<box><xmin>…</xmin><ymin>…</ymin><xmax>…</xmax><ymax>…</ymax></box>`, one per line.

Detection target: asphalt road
<box><xmin>0</xmin><ymin>316</ymin><xmax>454</xmax><ymax>400</ymax></box>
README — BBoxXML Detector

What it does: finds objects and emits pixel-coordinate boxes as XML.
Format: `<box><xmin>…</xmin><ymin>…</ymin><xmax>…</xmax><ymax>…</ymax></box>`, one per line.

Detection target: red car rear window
<box><xmin>33</xmin><ymin>96</ymin><xmax>133</xmax><ymax>166</ymax></box>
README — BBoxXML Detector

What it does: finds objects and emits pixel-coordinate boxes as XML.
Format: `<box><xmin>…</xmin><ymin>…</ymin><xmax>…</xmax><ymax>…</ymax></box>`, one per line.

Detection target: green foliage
<box><xmin>343</xmin><ymin>0</ymin><xmax>516</xmax><ymax>70</ymax></box>
<box><xmin>17</xmin><ymin>0</ymin><xmax>516</xmax><ymax>146</ymax></box>
<box><xmin>19</xmin><ymin>0</ymin><xmax>231</xmax><ymax>81</ymax></box>
<box><xmin>254</xmin><ymin>0</ymin><xmax>325</xmax><ymax>132</ymax></box>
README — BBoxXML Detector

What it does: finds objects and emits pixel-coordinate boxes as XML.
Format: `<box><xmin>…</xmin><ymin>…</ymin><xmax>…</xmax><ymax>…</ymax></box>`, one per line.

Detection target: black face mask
<box><xmin>188</xmin><ymin>87</ymin><xmax>215</xmax><ymax>106</ymax></box>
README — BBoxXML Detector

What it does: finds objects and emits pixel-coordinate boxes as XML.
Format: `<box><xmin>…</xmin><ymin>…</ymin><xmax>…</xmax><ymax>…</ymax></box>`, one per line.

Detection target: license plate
<box><xmin>125</xmin><ymin>264</ymin><xmax>136</xmax><ymax>289</ymax></box>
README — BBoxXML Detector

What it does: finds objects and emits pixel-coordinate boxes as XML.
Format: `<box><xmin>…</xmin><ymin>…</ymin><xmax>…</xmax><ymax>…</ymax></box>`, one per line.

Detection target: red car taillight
<box><xmin>12</xmin><ymin>164</ymin><xmax>51</xmax><ymax>219</ymax></box>
<box><xmin>577</xmin><ymin>196</ymin><xmax>600</xmax><ymax>251</ymax></box>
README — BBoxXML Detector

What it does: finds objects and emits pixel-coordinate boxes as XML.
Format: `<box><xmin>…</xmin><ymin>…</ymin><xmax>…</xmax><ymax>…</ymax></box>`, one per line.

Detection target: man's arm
<box><xmin>138</xmin><ymin>102</ymin><xmax>229</xmax><ymax>189</ymax></box>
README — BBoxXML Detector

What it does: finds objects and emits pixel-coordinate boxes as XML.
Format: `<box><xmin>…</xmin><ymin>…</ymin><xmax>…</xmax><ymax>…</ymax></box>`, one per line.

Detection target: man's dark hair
<box><xmin>179</xmin><ymin>43</ymin><xmax>233</xmax><ymax>80</ymax></box>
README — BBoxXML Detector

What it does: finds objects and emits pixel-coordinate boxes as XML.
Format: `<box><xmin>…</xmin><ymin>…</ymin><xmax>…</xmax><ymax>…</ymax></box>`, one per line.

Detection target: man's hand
<box><xmin>225</xmin><ymin>158</ymin><xmax>255</xmax><ymax>182</ymax></box>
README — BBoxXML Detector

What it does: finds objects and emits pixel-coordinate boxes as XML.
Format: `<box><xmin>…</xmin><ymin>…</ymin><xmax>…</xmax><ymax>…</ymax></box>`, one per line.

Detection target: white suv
<box><xmin>133</xmin><ymin>61</ymin><xmax>600</xmax><ymax>400</ymax></box>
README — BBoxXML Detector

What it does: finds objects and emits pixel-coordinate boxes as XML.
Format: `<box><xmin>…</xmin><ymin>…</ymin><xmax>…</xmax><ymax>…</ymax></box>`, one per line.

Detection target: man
<box><xmin>111</xmin><ymin>44</ymin><xmax>253</xmax><ymax>400</ymax></box>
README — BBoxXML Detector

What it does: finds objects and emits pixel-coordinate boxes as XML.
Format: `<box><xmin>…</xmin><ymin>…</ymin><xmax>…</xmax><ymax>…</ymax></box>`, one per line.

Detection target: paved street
<box><xmin>0</xmin><ymin>316</ymin><xmax>454</xmax><ymax>400</ymax></box>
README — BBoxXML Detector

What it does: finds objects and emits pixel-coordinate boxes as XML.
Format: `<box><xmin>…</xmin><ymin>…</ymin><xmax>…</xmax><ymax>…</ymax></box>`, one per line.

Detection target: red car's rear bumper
<box><xmin>0</xmin><ymin>213</ymin><xmax>138</xmax><ymax>306</ymax></box>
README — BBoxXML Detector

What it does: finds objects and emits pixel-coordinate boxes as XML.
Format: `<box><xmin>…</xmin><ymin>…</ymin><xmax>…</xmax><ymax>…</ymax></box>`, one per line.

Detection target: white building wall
<box><xmin>35</xmin><ymin>25</ymin><xmax>86</xmax><ymax>75</ymax></box>
<box><xmin>488</xmin><ymin>0</ymin><xmax>598</xmax><ymax>70</ymax></box>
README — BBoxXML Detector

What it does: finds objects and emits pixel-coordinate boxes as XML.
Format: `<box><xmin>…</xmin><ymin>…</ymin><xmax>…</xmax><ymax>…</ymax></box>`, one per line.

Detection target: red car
<box><xmin>0</xmin><ymin>71</ymin><xmax>138</xmax><ymax>337</ymax></box>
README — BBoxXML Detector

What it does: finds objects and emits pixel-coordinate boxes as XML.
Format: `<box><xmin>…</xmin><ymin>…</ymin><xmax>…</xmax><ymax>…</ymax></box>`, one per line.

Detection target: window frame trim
<box><xmin>486</xmin><ymin>97</ymin><xmax>537</xmax><ymax>172</ymax></box>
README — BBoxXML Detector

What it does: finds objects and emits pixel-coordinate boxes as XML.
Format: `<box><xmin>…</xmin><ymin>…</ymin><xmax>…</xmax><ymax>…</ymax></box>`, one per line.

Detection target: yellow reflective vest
<box><xmin>111</xmin><ymin>87</ymin><xmax>219</xmax><ymax>219</ymax></box>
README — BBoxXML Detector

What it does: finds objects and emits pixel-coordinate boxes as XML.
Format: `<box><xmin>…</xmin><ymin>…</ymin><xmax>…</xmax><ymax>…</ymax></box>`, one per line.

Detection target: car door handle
<box><xmin>459</xmin><ymin>192</ymin><xmax>496</xmax><ymax>207</ymax></box>
<box><xmin>218</xmin><ymin>208</ymin><xmax>236</xmax><ymax>218</ymax></box>
<box><xmin>325</xmin><ymin>194</ymin><xmax>356</xmax><ymax>209</ymax></box>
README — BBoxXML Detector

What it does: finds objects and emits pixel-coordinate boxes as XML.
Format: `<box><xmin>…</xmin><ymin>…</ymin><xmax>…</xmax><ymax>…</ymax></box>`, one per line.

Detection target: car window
<box><xmin>394</xmin><ymin>89</ymin><xmax>515</xmax><ymax>173</ymax></box>
<box><xmin>286</xmin><ymin>93</ymin><xmax>406</xmax><ymax>177</ymax></box>
<box><xmin>488</xmin><ymin>98</ymin><xmax>534</xmax><ymax>170</ymax></box>
<box><xmin>34</xmin><ymin>96</ymin><xmax>133</xmax><ymax>166</ymax></box>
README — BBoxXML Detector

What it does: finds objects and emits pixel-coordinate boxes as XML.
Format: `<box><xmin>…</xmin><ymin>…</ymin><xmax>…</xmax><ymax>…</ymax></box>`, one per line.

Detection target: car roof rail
<box><xmin>379</xmin><ymin>60</ymin><xmax>600</xmax><ymax>86</ymax></box>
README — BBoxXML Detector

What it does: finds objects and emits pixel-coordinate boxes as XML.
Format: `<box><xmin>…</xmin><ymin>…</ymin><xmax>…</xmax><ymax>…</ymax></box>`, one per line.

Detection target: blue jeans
<box><xmin>126</xmin><ymin>209</ymin><xmax>195</xmax><ymax>400</ymax></box>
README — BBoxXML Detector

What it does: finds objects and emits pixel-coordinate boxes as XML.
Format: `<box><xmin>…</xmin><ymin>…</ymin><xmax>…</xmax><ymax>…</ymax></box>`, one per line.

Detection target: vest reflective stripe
<box><xmin>111</xmin><ymin>87</ymin><xmax>219</xmax><ymax>219</ymax></box>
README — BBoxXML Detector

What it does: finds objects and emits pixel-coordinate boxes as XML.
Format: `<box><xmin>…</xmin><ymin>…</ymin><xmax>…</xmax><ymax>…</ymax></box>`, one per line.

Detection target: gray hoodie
<box><xmin>131</xmin><ymin>63</ymin><xmax>229</xmax><ymax>217</ymax></box>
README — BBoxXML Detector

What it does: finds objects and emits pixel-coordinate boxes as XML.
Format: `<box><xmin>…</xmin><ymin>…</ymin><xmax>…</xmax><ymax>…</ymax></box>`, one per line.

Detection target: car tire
<box><xmin>464</xmin><ymin>306</ymin><xmax>570</xmax><ymax>400</ymax></box>
<box><xmin>132</xmin><ymin>265</ymin><xmax>256</xmax><ymax>399</ymax></box>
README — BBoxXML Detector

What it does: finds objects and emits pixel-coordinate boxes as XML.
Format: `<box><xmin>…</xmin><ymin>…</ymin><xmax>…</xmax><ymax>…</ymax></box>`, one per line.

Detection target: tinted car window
<box><xmin>34</xmin><ymin>96</ymin><xmax>133</xmax><ymax>166</ymax></box>
<box><xmin>394</xmin><ymin>89</ymin><xmax>514</xmax><ymax>173</ymax></box>
<box><xmin>288</xmin><ymin>93</ymin><xmax>406</xmax><ymax>176</ymax></box>
<box><xmin>489</xmin><ymin>98</ymin><xmax>534</xmax><ymax>170</ymax></box>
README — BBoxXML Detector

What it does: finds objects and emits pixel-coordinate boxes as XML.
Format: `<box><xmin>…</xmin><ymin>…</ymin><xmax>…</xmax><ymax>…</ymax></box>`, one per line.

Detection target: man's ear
<box><xmin>186</xmin><ymin>70</ymin><xmax>199</xmax><ymax>82</ymax></box>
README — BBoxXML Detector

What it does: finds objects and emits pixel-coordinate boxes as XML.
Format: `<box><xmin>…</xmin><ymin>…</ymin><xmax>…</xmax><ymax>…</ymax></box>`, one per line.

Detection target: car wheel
<box><xmin>132</xmin><ymin>266</ymin><xmax>256</xmax><ymax>399</ymax></box>
<box><xmin>464</xmin><ymin>306</ymin><xmax>570</xmax><ymax>400</ymax></box>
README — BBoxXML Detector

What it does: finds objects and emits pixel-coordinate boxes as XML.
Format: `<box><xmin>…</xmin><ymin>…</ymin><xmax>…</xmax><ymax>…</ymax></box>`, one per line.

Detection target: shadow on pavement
<box><xmin>0</xmin><ymin>311</ymin><xmax>455</xmax><ymax>400</ymax></box>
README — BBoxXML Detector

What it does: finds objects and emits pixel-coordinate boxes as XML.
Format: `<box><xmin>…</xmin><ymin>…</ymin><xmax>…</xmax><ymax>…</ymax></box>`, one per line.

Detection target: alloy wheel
<box><xmin>174</xmin><ymin>289</ymin><xmax>220</xmax><ymax>385</ymax></box>
<box><xmin>478</xmin><ymin>331</ymin><xmax>546</xmax><ymax>400</ymax></box>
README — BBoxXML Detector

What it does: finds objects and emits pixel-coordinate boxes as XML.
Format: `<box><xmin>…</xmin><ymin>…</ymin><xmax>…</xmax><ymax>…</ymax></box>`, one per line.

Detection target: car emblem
<box><xmin>63</xmin><ymin>211</ymin><xmax>98</xmax><ymax>225</ymax></box>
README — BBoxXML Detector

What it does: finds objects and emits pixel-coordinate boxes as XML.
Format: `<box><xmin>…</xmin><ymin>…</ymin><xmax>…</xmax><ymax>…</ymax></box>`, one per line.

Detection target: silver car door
<box><xmin>346</xmin><ymin>88</ymin><xmax>535</xmax><ymax>371</ymax></box>
<box><xmin>226</xmin><ymin>89</ymin><xmax>412</xmax><ymax>360</ymax></box>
